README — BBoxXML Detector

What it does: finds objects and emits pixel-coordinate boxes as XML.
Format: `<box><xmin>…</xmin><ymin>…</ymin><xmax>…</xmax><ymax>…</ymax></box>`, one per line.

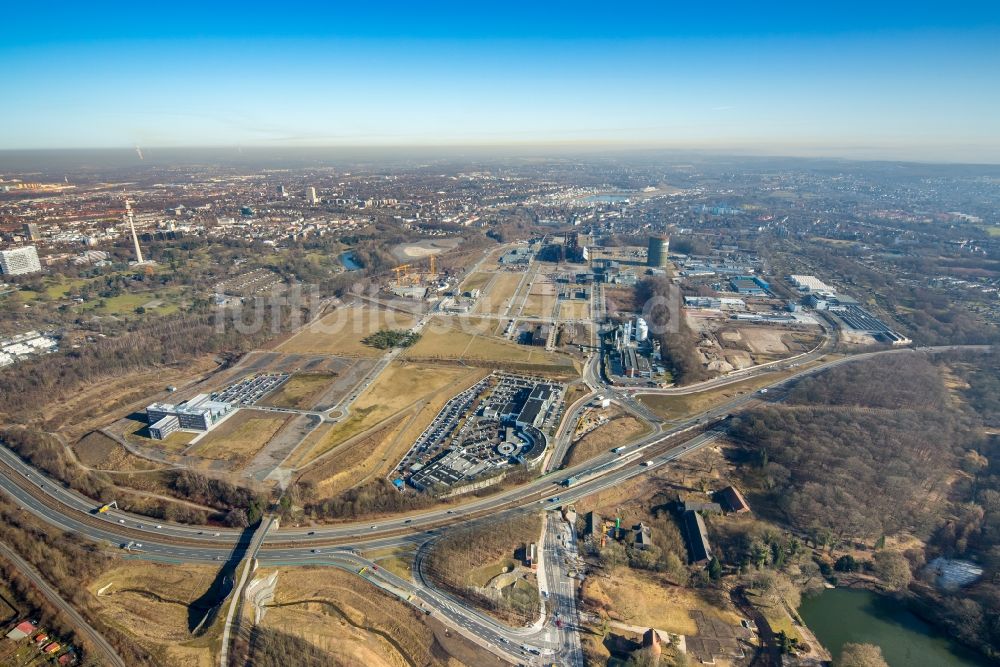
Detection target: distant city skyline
<box><xmin>3</xmin><ymin>1</ymin><xmax>1000</xmax><ymax>162</ymax></box>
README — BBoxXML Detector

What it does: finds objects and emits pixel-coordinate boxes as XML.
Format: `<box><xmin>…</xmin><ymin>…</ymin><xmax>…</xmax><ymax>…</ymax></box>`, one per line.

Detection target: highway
<box><xmin>0</xmin><ymin>343</ymin><xmax>991</xmax><ymax>662</ymax></box>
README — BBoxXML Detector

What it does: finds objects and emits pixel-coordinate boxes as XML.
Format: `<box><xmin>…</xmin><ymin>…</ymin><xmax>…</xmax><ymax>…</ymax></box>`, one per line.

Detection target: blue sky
<box><xmin>3</xmin><ymin>1</ymin><xmax>999</xmax><ymax>161</ymax></box>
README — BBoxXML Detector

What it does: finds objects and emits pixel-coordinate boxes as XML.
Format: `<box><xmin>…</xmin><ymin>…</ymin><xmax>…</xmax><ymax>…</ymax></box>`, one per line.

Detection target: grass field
<box><xmin>295</xmin><ymin>361</ymin><xmax>486</xmax><ymax>469</ymax></box>
<box><xmin>565</xmin><ymin>413</ymin><xmax>650</xmax><ymax>467</ymax></box>
<box><xmin>559</xmin><ymin>300</ymin><xmax>590</xmax><ymax>321</ymax></box>
<box><xmin>74</xmin><ymin>431</ymin><xmax>164</xmax><ymax>472</ymax></box>
<box><xmin>187</xmin><ymin>409</ymin><xmax>290</xmax><ymax>468</ymax></box>
<box><xmin>259</xmin><ymin>372</ymin><xmax>335</xmax><ymax>410</ymax></box>
<box><xmin>279</xmin><ymin>305</ymin><xmax>418</xmax><ymax>357</ymax></box>
<box><xmin>363</xmin><ymin>545</ymin><xmax>417</xmax><ymax>582</ymax></box>
<box><xmin>522</xmin><ymin>292</ymin><xmax>556</xmax><ymax>318</ymax></box>
<box><xmin>404</xmin><ymin>316</ymin><xmax>575</xmax><ymax>369</ymax></box>
<box><xmin>582</xmin><ymin>568</ymin><xmax>740</xmax><ymax>635</ymax></box>
<box><xmin>258</xmin><ymin>567</ymin><xmax>461</xmax><ymax>667</ymax></box>
<box><xmin>745</xmin><ymin>590</ymin><xmax>802</xmax><ymax>642</ymax></box>
<box><xmin>89</xmin><ymin>561</ymin><xmax>220</xmax><ymax>666</ymax></box>
<box><xmin>460</xmin><ymin>271</ymin><xmax>492</xmax><ymax>293</ymax></box>
<box><xmin>41</xmin><ymin>355</ymin><xmax>221</xmax><ymax>438</ymax></box>
<box><xmin>476</xmin><ymin>272</ymin><xmax>522</xmax><ymax>314</ymax></box>
<box><xmin>636</xmin><ymin>368</ymin><xmax>804</xmax><ymax>421</ymax></box>
<box><xmin>76</xmin><ymin>288</ymin><xmax>186</xmax><ymax>316</ymax></box>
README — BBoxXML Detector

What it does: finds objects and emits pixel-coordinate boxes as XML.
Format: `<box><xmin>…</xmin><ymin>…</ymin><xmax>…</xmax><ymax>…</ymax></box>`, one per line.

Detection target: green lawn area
<box><xmin>747</xmin><ymin>592</ymin><xmax>802</xmax><ymax>643</ymax></box>
<box><xmin>76</xmin><ymin>287</ymin><xmax>186</xmax><ymax>315</ymax></box>
<box><xmin>981</xmin><ymin>225</ymin><xmax>1000</xmax><ymax>237</ymax></box>
<box><xmin>467</xmin><ymin>559</ymin><xmax>518</xmax><ymax>587</ymax></box>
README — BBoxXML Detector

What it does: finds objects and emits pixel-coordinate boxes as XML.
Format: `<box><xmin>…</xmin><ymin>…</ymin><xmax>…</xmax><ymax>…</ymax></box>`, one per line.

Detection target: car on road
<box><xmin>156</xmin><ymin>525</ymin><xmax>162</xmax><ymax>529</ymax></box>
<box><xmin>307</xmin><ymin>531</ymin><xmax>315</xmax><ymax>535</ymax></box>
<box><xmin>118</xmin><ymin>519</ymin><xmax>125</xmax><ymax>524</ymax></box>
<box><xmin>312</xmin><ymin>549</ymin><xmax>321</xmax><ymax>553</ymax></box>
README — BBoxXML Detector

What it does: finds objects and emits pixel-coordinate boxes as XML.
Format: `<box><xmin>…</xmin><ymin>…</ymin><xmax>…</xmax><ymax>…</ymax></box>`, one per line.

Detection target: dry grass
<box><xmin>522</xmin><ymin>293</ymin><xmax>556</xmax><ymax>318</ymax></box>
<box><xmin>559</xmin><ymin>300</ymin><xmax>590</xmax><ymax>321</ymax></box>
<box><xmin>637</xmin><ymin>371</ymin><xmax>796</xmax><ymax>421</ymax></box>
<box><xmin>89</xmin><ymin>561</ymin><xmax>220</xmax><ymax>667</ymax></box>
<box><xmin>187</xmin><ymin>409</ymin><xmax>290</xmax><ymax>467</ymax></box>
<box><xmin>475</xmin><ymin>272</ymin><xmax>522</xmax><ymax>314</ymax></box>
<box><xmin>42</xmin><ymin>356</ymin><xmax>221</xmax><ymax>439</ymax></box>
<box><xmin>73</xmin><ymin>431</ymin><xmax>163</xmax><ymax>472</ymax></box>
<box><xmin>363</xmin><ymin>546</ymin><xmax>417</xmax><ymax>582</ymax></box>
<box><xmin>258</xmin><ymin>373</ymin><xmax>336</xmax><ymax>410</ymax></box>
<box><xmin>295</xmin><ymin>362</ymin><xmax>486</xmax><ymax>470</ymax></box>
<box><xmin>279</xmin><ymin>305</ymin><xmax>418</xmax><ymax>357</ymax></box>
<box><xmin>582</xmin><ymin>568</ymin><xmax>740</xmax><ymax>635</ymax></box>
<box><xmin>404</xmin><ymin>317</ymin><xmax>574</xmax><ymax>368</ymax></box>
<box><xmin>459</xmin><ymin>272</ymin><xmax>492</xmax><ymax>293</ymax></box>
<box><xmin>566</xmin><ymin>414</ymin><xmax>650</xmax><ymax>467</ymax></box>
<box><xmin>259</xmin><ymin>567</ymin><xmax>450</xmax><ymax>667</ymax></box>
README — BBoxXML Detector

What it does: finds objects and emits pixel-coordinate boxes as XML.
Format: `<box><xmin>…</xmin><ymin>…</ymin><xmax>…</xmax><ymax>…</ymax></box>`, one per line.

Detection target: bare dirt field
<box><xmin>391</xmin><ymin>237</ymin><xmax>461</xmax><ymax>261</ymax></box>
<box><xmin>604</xmin><ymin>287</ymin><xmax>640</xmax><ymax>315</ymax></box>
<box><xmin>739</xmin><ymin>328</ymin><xmax>790</xmax><ymax>354</ymax></box>
<box><xmin>89</xmin><ymin>561</ymin><xmax>220</xmax><ymax>667</ymax></box>
<box><xmin>186</xmin><ymin>409</ymin><xmax>292</xmax><ymax>469</ymax></box>
<box><xmin>278</xmin><ymin>305</ymin><xmax>418</xmax><ymax>357</ymax></box>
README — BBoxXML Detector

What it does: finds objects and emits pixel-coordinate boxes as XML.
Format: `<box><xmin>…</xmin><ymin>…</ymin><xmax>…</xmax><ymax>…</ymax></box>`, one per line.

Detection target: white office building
<box><xmin>0</xmin><ymin>246</ymin><xmax>42</xmax><ymax>276</ymax></box>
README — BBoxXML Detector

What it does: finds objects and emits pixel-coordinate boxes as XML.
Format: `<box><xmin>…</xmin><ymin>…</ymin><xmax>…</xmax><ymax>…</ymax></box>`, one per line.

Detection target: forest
<box><xmin>729</xmin><ymin>352</ymin><xmax>1000</xmax><ymax>660</ymax></box>
<box><xmin>424</xmin><ymin>513</ymin><xmax>542</xmax><ymax>625</ymax></box>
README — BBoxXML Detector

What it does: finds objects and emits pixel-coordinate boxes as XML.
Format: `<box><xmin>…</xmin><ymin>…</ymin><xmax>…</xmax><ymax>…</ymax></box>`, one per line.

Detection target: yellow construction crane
<box><xmin>392</xmin><ymin>264</ymin><xmax>412</xmax><ymax>282</ymax></box>
<box><xmin>428</xmin><ymin>255</ymin><xmax>436</xmax><ymax>277</ymax></box>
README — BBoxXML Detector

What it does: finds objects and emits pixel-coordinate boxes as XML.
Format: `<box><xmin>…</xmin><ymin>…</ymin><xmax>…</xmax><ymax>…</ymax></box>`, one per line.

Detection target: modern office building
<box><xmin>0</xmin><ymin>246</ymin><xmax>42</xmax><ymax>276</ymax></box>
<box><xmin>145</xmin><ymin>394</ymin><xmax>234</xmax><ymax>440</ymax></box>
<box><xmin>306</xmin><ymin>186</ymin><xmax>318</xmax><ymax>204</ymax></box>
<box><xmin>647</xmin><ymin>236</ymin><xmax>669</xmax><ymax>268</ymax></box>
<box><xmin>277</xmin><ymin>184</ymin><xmax>287</xmax><ymax>198</ymax></box>
<box><xmin>23</xmin><ymin>223</ymin><xmax>41</xmax><ymax>241</ymax></box>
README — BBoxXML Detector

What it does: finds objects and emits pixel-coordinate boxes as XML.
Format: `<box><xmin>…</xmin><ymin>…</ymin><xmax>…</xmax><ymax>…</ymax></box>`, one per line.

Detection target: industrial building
<box><xmin>145</xmin><ymin>394</ymin><xmax>234</xmax><ymax>440</ymax></box>
<box><xmin>0</xmin><ymin>246</ymin><xmax>42</xmax><ymax>275</ymax></box>
<box><xmin>646</xmin><ymin>235</ymin><xmax>669</xmax><ymax>268</ymax></box>
<box><xmin>789</xmin><ymin>274</ymin><xmax>836</xmax><ymax>294</ymax></box>
<box><xmin>729</xmin><ymin>275</ymin><xmax>770</xmax><ymax>295</ymax></box>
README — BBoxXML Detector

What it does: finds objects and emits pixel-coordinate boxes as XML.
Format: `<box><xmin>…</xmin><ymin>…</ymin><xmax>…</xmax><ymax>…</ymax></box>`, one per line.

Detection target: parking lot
<box><xmin>213</xmin><ymin>373</ymin><xmax>290</xmax><ymax>406</ymax></box>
